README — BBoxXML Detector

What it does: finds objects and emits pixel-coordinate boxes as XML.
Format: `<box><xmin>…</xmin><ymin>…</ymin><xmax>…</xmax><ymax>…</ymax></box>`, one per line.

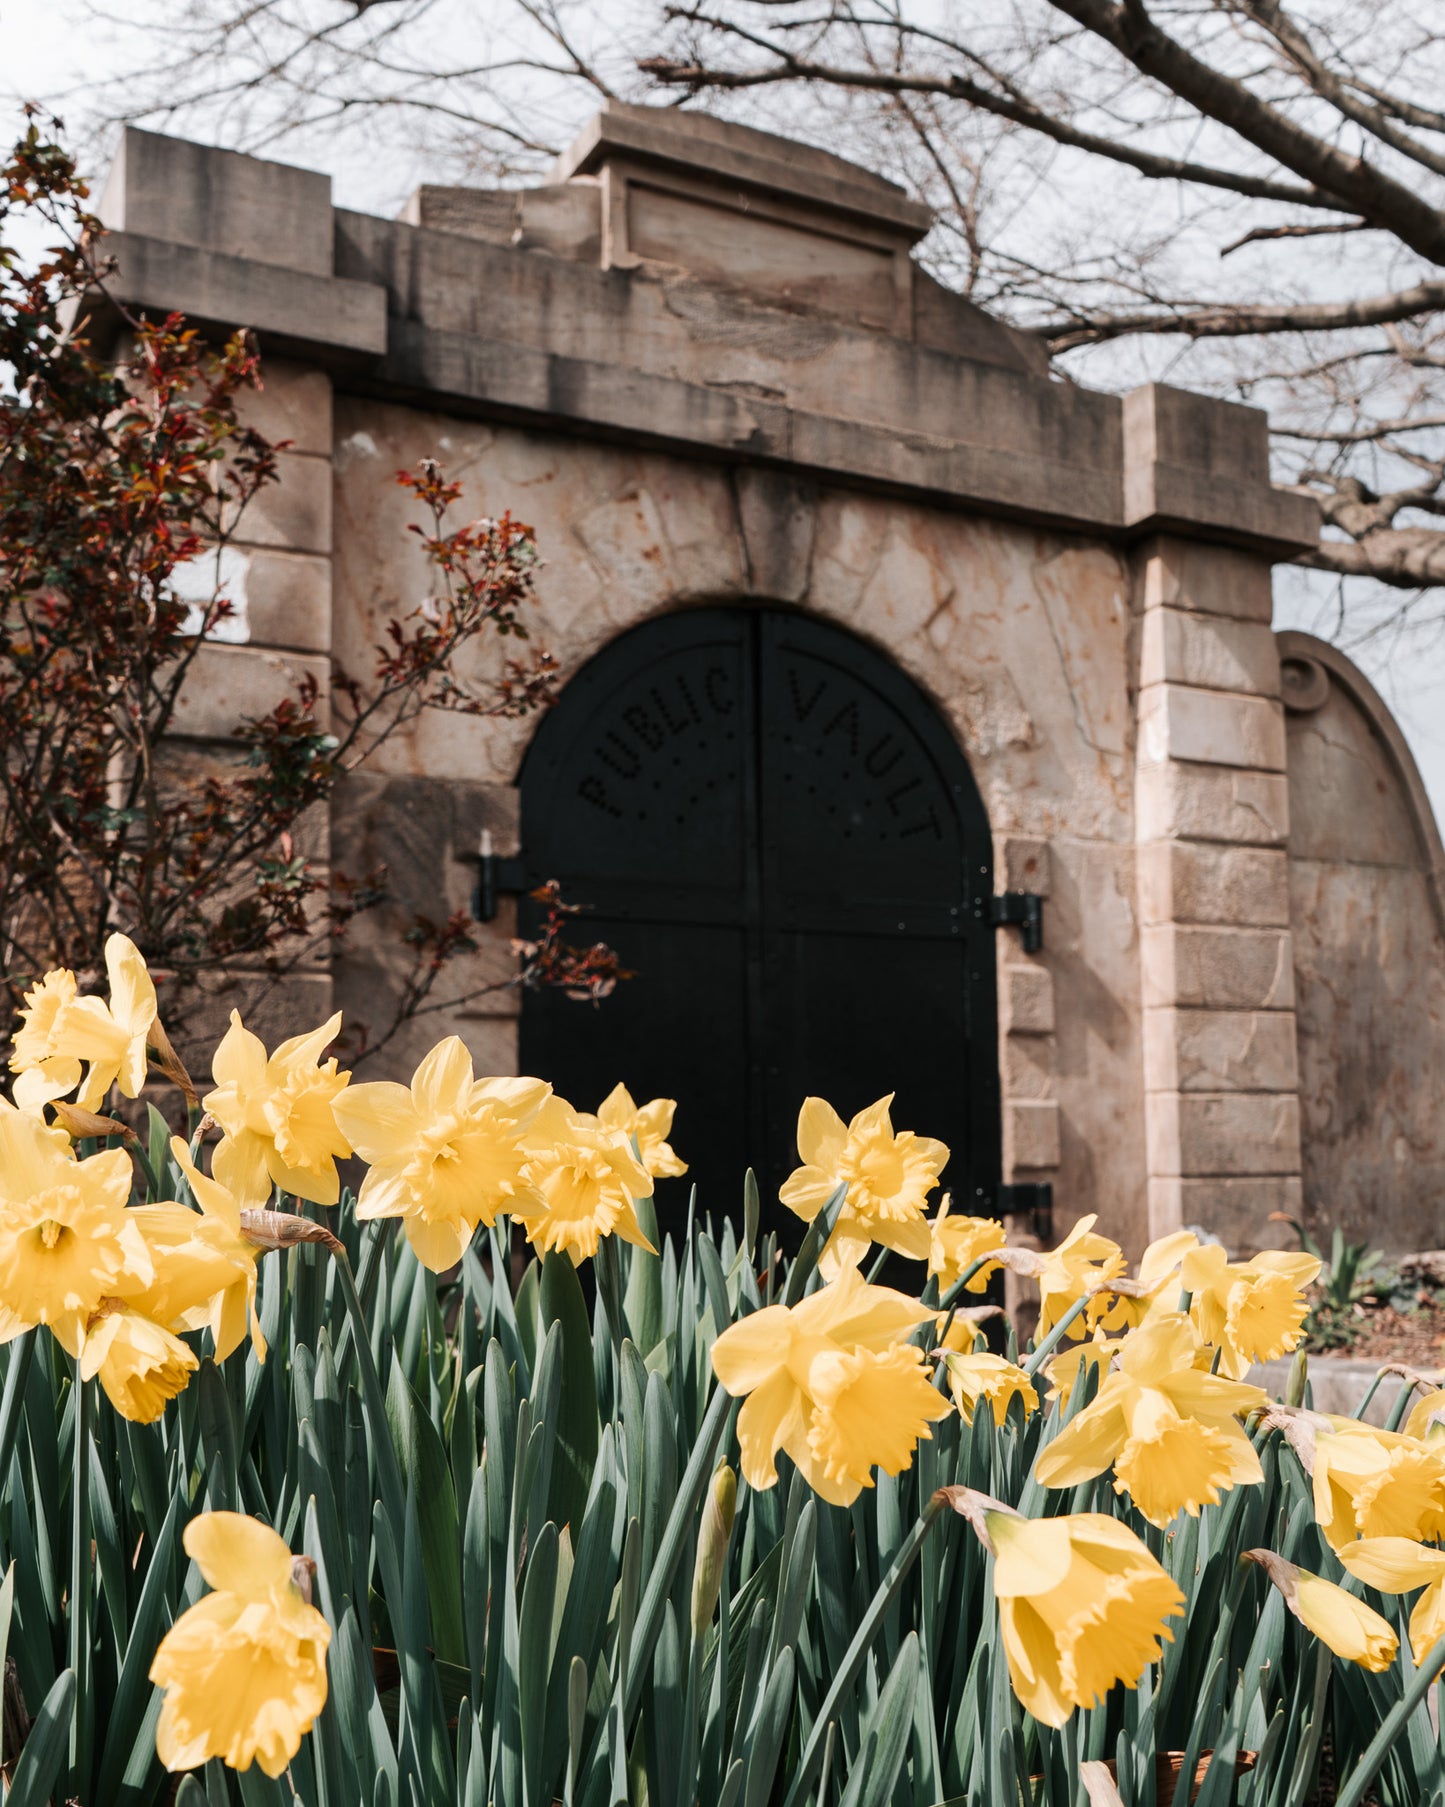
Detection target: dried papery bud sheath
<box><xmin>49</xmin><ymin>1102</ymin><xmax>135</xmax><ymax>1143</ymax></box>
<box><xmin>932</xmin><ymin>1484</ymin><xmax>1021</xmax><ymax>1552</ymax></box>
<box><xmin>239</xmin><ymin>1210</ymin><xmax>344</xmax><ymax>1258</ymax></box>
<box><xmin>991</xmin><ymin>1247</ymin><xmax>1047</xmax><ymax>1279</ymax></box>
<box><xmin>690</xmin><ymin>1461</ymin><xmax>736</xmax><ymax>1637</ymax></box>
<box><xmin>146</xmin><ymin>1015</ymin><xmax>198</xmax><ymax>1110</ymax></box>
<box><xmin>1098</xmin><ymin>1276</ymin><xmax>1153</xmax><ymax>1303</ymax></box>
<box><xmin>1244</xmin><ymin>1548</ymin><xmax>1303</xmax><ymax>1608</ymax></box>
<box><xmin>290</xmin><ymin>1554</ymin><xmax>317</xmax><ymax>1607</ymax></box>
<box><xmin>1256</xmin><ymin>1403</ymin><xmax>1332</xmax><ymax>1475</ymax></box>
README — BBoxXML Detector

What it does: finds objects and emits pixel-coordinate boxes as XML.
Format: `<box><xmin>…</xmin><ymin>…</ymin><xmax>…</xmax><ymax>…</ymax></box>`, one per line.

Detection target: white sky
<box><xmin>5</xmin><ymin>0</ymin><xmax>1445</xmax><ymax>822</ymax></box>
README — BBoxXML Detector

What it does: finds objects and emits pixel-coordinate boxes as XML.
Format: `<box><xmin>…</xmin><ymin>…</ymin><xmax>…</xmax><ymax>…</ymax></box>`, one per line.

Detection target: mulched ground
<box><xmin>1302</xmin><ymin>1249</ymin><xmax>1445</xmax><ymax>1371</ymax></box>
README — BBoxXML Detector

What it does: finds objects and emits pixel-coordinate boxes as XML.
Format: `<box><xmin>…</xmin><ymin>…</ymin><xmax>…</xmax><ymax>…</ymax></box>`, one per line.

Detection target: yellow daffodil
<box><xmin>1034</xmin><ymin>1315</ymin><xmax>1266</xmax><ymax>1527</ymax></box>
<box><xmin>150</xmin><ymin>1512</ymin><xmax>331</xmax><ymax>1777</ymax></box>
<box><xmin>780</xmin><ymin>1094</ymin><xmax>948</xmax><ymax>1279</ymax></box>
<box><xmin>710</xmin><ymin>1267</ymin><xmax>949</xmax><ymax>1505</ymax></box>
<box><xmin>596</xmin><ymin>1083</ymin><xmax>687</xmax><ymax>1178</ymax></box>
<box><xmin>1180</xmin><ymin>1243</ymin><xmax>1321</xmax><ymax>1379</ymax></box>
<box><xmin>203</xmin><ymin>1011</ymin><xmax>352</xmax><ymax>1207</ymax></box>
<box><xmin>1405</xmin><ymin>1389</ymin><xmax>1445</xmax><ymax>1443</ymax></box>
<box><xmin>1313</xmin><ymin>1422</ymin><xmax>1445</xmax><ymax>1551</ymax></box>
<box><xmin>123</xmin><ymin>1139</ymin><xmax>267</xmax><ymax>1362</ymax></box>
<box><xmin>10</xmin><ymin>969</ymin><xmax>83</xmax><ymax>1109</ymax></box>
<box><xmin>10</xmin><ymin>935</ymin><xmax>158</xmax><ymax>1112</ymax></box>
<box><xmin>1245</xmin><ymin>1550</ymin><xmax>1396</xmax><ymax>1671</ymax></box>
<box><xmin>333</xmin><ymin>1037</ymin><xmax>548</xmax><ymax>1272</ymax></box>
<box><xmin>945</xmin><ymin>1351</ymin><xmax>1039</xmax><ymax>1425</ymax></box>
<box><xmin>928</xmin><ymin>1201</ymin><xmax>1004</xmax><ymax>1294</ymax></box>
<box><xmin>81</xmin><ymin>1306</ymin><xmax>198</xmax><ymax>1423</ymax></box>
<box><xmin>1338</xmin><ymin>1536</ymin><xmax>1445</xmax><ymax>1666</ymax></box>
<box><xmin>1035</xmin><ymin>1215</ymin><xmax>1127</xmax><ymax>1342</ymax></box>
<box><xmin>515</xmin><ymin>1096</ymin><xmax>658</xmax><ymax>1266</ymax></box>
<box><xmin>0</xmin><ymin>1109</ymin><xmax>152</xmax><ymax>1356</ymax></box>
<box><xmin>984</xmin><ymin>1509</ymin><xmax>1184</xmax><ymax>1726</ymax></box>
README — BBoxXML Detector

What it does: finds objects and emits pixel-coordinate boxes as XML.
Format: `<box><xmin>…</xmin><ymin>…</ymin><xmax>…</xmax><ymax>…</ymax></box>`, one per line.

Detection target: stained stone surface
<box><xmin>1286</xmin><ymin>651</ymin><xmax>1445</xmax><ymax>1253</ymax></box>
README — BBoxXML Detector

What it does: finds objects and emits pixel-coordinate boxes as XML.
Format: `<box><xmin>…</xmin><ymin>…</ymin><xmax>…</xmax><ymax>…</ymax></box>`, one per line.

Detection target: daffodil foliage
<box><xmin>6</xmin><ymin>966</ymin><xmax>1445</xmax><ymax>1804</ymax></box>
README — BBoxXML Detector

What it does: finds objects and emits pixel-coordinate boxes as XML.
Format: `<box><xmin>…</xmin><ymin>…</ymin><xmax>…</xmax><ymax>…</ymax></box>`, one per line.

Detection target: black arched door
<box><xmin>518</xmin><ymin>608</ymin><xmax>999</xmax><ymax>1237</ymax></box>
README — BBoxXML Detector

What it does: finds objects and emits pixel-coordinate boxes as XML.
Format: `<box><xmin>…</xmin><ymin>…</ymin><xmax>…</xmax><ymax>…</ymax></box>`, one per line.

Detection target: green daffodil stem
<box><xmin>1023</xmin><ymin>1290</ymin><xmax>1095</xmax><ymax>1379</ymax></box>
<box><xmin>68</xmin><ymin>1366</ymin><xmax>92</xmax><ymax>1796</ymax></box>
<box><xmin>939</xmin><ymin>1256</ymin><xmax>995</xmax><ymax>1313</ymax></box>
<box><xmin>335</xmin><ymin>1250</ymin><xmax>408</xmax><ymax>1537</ymax></box>
<box><xmin>782</xmin><ymin>1491</ymin><xmax>948</xmax><ymax>1807</ymax></box>
<box><xmin>1333</xmin><ymin>1627</ymin><xmax>1445</xmax><ymax>1807</ymax></box>
<box><xmin>332</xmin><ymin>1219</ymin><xmax>388</xmax><ymax>1372</ymax></box>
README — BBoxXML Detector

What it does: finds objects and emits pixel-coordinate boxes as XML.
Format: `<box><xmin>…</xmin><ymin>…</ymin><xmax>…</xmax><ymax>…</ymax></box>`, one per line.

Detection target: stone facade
<box><xmin>92</xmin><ymin>103</ymin><xmax>1445</xmax><ymax>1256</ymax></box>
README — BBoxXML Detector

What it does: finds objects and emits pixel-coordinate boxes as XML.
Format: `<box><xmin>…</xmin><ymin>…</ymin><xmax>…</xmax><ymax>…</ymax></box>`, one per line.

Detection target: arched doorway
<box><xmin>518</xmin><ymin>606</ymin><xmax>1000</xmax><ymax>1240</ymax></box>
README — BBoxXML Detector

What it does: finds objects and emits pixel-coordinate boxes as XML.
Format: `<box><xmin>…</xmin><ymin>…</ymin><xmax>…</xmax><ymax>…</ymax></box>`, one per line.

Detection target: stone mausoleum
<box><xmin>95</xmin><ymin>104</ymin><xmax>1445</xmax><ymax>1258</ymax></box>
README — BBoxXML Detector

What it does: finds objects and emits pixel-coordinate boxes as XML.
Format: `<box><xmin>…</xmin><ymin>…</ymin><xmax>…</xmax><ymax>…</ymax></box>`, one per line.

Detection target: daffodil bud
<box><xmin>690</xmin><ymin>1461</ymin><xmax>736</xmax><ymax>1638</ymax></box>
<box><xmin>1246</xmin><ymin>1549</ymin><xmax>1398</xmax><ymax>1671</ymax></box>
<box><xmin>1286</xmin><ymin>1344</ymin><xmax>1309</xmax><ymax>1408</ymax></box>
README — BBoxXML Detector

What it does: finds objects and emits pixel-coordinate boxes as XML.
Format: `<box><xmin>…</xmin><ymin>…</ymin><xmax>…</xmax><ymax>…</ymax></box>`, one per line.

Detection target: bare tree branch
<box><xmin>1036</xmin><ymin>277</ymin><xmax>1445</xmax><ymax>351</ymax></box>
<box><xmin>640</xmin><ymin>36</ymin><xmax>1352</xmax><ymax>212</ymax></box>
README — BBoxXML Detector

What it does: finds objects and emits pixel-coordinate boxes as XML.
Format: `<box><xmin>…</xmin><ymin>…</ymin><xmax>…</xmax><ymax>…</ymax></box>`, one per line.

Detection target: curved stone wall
<box><xmin>1281</xmin><ymin>631</ymin><xmax>1445</xmax><ymax>1252</ymax></box>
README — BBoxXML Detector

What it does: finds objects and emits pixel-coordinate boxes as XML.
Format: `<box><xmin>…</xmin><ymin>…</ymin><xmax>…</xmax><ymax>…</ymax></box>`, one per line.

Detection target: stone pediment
<box><xmin>400</xmin><ymin>101</ymin><xmax>1048</xmax><ymax>377</ymax></box>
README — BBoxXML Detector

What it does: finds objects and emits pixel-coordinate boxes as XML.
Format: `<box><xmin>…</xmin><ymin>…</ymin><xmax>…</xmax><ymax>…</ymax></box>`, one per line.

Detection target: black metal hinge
<box><xmin>459</xmin><ymin>833</ymin><xmax>528</xmax><ymax>922</ymax></box>
<box><xmin>989</xmin><ymin>891</ymin><xmax>1044</xmax><ymax>953</ymax></box>
<box><xmin>997</xmin><ymin>1181</ymin><xmax>1053</xmax><ymax>1234</ymax></box>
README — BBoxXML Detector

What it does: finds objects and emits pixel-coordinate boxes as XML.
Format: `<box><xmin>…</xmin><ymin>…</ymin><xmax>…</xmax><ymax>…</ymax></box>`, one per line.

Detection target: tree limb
<box><xmin>1046</xmin><ymin>0</ymin><xmax>1445</xmax><ymax>262</ymax></box>
<box><xmin>1035</xmin><ymin>277</ymin><xmax>1445</xmax><ymax>351</ymax></box>
<box><xmin>639</xmin><ymin>40</ymin><xmax>1348</xmax><ymax>210</ymax></box>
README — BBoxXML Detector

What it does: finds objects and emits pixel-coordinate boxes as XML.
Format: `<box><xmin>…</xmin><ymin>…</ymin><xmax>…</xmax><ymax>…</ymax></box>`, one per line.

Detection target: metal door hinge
<box><xmin>989</xmin><ymin>892</ymin><xmax>1044</xmax><ymax>953</ymax></box>
<box><xmin>997</xmin><ymin>1181</ymin><xmax>1053</xmax><ymax>1235</ymax></box>
<box><xmin>460</xmin><ymin>832</ymin><xmax>528</xmax><ymax>922</ymax></box>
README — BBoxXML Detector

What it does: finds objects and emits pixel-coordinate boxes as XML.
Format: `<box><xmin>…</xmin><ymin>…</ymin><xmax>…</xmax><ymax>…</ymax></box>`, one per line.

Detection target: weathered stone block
<box><xmin>1141</xmin><ymin>924</ymin><xmax>1295</xmax><ymax>1010</ymax></box>
<box><xmin>240</xmin><ymin>360</ymin><xmax>333</xmax><ymax>456</ymax></box>
<box><xmin>1148</xmin><ymin>1175</ymin><xmax>1303</xmax><ymax>1251</ymax></box>
<box><xmin>240</xmin><ymin>550</ymin><xmax>332</xmax><ymax>652</ymax></box>
<box><xmin>1138</xmin><ymin>608</ymin><xmax>1280</xmax><ymax>696</ymax></box>
<box><xmin>451</xmin><ymin>784</ymin><xmax>522</xmax><ymax>859</ymax></box>
<box><xmin>1136</xmin><ymin>763</ymin><xmax>1290</xmax><ymax>846</ymax></box>
<box><xmin>1139</xmin><ymin>684</ymin><xmax>1286</xmax><ymax>772</ymax></box>
<box><xmin>100</xmin><ymin>129</ymin><xmax>335</xmax><ymax>276</ymax></box>
<box><xmin>1003</xmin><ymin>1036</ymin><xmax>1054</xmax><ymax>1102</ymax></box>
<box><xmin>1137</xmin><ymin>843</ymin><xmax>1290</xmax><ymax>927</ymax></box>
<box><xmin>1135</xmin><ymin>536</ymin><xmax>1275</xmax><ymax>623</ymax></box>
<box><xmin>1147</xmin><ymin>1091</ymin><xmax>1302</xmax><ymax>1177</ymax></box>
<box><xmin>997</xmin><ymin>834</ymin><xmax>1051</xmax><ymax>896</ymax></box>
<box><xmin>1001</xmin><ymin>963</ymin><xmax>1055</xmax><ymax>1036</ymax></box>
<box><xmin>170</xmin><ymin>643</ymin><xmax>330</xmax><ymax>740</ymax></box>
<box><xmin>104</xmin><ymin>232</ymin><xmax>387</xmax><ymax>360</ymax></box>
<box><xmin>1004</xmin><ymin>1100</ymin><xmax>1061</xmax><ymax>1172</ymax></box>
<box><xmin>236</xmin><ymin>453</ymin><xmax>332</xmax><ymax>556</ymax></box>
<box><xmin>1144</xmin><ymin>1007</ymin><xmax>1299</xmax><ymax>1093</ymax></box>
<box><xmin>735</xmin><ymin>468</ymin><xmax>817</xmax><ymax>602</ymax></box>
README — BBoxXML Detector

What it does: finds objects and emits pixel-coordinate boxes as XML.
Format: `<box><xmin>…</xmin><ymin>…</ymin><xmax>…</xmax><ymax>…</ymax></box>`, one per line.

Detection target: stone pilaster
<box><xmin>1133</xmin><ymin>536</ymin><xmax>1303</xmax><ymax>1251</ymax></box>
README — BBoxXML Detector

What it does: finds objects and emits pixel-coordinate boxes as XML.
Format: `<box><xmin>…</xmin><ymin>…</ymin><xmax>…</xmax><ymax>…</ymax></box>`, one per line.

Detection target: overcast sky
<box><xmin>5</xmin><ymin>0</ymin><xmax>1445</xmax><ymax>823</ymax></box>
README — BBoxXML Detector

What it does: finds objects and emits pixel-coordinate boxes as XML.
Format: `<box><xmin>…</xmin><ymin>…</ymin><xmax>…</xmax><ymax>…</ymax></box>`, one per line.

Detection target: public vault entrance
<box><xmin>518</xmin><ymin>607</ymin><xmax>1000</xmax><ymax>1239</ymax></box>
